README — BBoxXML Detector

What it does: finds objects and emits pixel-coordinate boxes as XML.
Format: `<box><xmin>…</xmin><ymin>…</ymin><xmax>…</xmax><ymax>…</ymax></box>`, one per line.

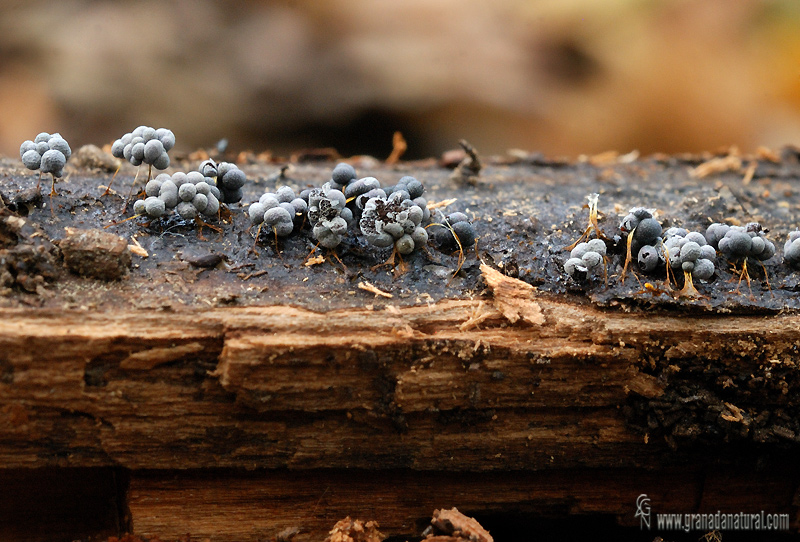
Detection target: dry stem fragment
<box><xmin>386</xmin><ymin>131</ymin><xmax>407</xmax><ymax>165</ymax></box>
<box><xmin>358</xmin><ymin>280</ymin><xmax>393</xmax><ymax>298</ymax></box>
<box><xmin>428</xmin><ymin>198</ymin><xmax>458</xmax><ymax>211</ymax></box>
<box><xmin>691</xmin><ymin>154</ymin><xmax>742</xmax><ymax>178</ymax></box>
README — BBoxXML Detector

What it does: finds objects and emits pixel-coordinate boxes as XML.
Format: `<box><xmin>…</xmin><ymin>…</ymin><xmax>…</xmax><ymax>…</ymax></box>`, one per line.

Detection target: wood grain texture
<box><xmin>126</xmin><ymin>465</ymin><xmax>800</xmax><ymax>541</ymax></box>
<box><xmin>2</xmin><ymin>285</ymin><xmax>800</xmax><ymax>471</ymax></box>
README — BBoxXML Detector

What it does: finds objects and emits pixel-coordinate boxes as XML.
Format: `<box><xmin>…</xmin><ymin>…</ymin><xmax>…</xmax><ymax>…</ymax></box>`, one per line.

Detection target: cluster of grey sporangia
<box><xmin>199</xmin><ymin>159</ymin><xmax>246</xmax><ymax>204</ymax></box>
<box><xmin>247</xmin><ymin>162</ymin><xmax>476</xmax><ymax>254</ymax></box>
<box><xmin>110</xmin><ymin>129</ymin><xmax>236</xmax><ymax>222</ymax></box>
<box><xmin>131</xmin><ymin>159</ymin><xmax>245</xmax><ymax>221</ymax></box>
<box><xmin>20</xmin><ymin>132</ymin><xmax>72</xmax><ymax>179</ymax></box>
<box><xmin>248</xmin><ymin>186</ymin><xmax>307</xmax><ymax>237</ymax></box>
<box><xmin>564</xmin><ymin>239</ymin><xmax>607</xmax><ymax>277</ymax></box>
<box><xmin>134</xmin><ymin>171</ymin><xmax>221</xmax><ymax>220</ymax></box>
<box><xmin>786</xmin><ymin>231</ymin><xmax>800</xmax><ymax>268</ymax></box>
<box><xmin>18</xmin><ymin>133</ymin><xmax>482</xmax><ymax>261</ymax></box>
<box><xmin>565</xmin><ymin>203</ymin><xmax>800</xmax><ymax>282</ymax></box>
<box><xmin>111</xmin><ymin>126</ymin><xmax>175</xmax><ymax>170</ymax></box>
<box><xmin>706</xmin><ymin>222</ymin><xmax>776</xmax><ymax>263</ymax></box>
<box><xmin>659</xmin><ymin>228</ymin><xmax>716</xmax><ymax>281</ymax></box>
<box><xmin>17</xmin><ymin>132</ymin><xmax>800</xmax><ymax>283</ymax></box>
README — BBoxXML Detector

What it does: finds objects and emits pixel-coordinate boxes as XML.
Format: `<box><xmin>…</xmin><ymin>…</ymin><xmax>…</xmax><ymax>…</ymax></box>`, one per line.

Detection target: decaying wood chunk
<box><xmin>430</xmin><ymin>508</ymin><xmax>492</xmax><ymax>542</ymax></box>
<box><xmin>1</xmin><ymin>154</ymin><xmax>800</xmax><ymax>542</ymax></box>
<box><xmin>324</xmin><ymin>517</ymin><xmax>384</xmax><ymax>542</ymax></box>
<box><xmin>624</xmin><ymin>368</ymin><xmax>665</xmax><ymax>399</ymax></box>
<box><xmin>58</xmin><ymin>227</ymin><xmax>131</xmax><ymax>280</ymax></box>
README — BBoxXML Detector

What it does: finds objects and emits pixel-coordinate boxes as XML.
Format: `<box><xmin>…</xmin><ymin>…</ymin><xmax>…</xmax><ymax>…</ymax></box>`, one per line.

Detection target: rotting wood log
<box><xmin>2</xmin><ymin>289</ymin><xmax>800</xmax><ymax>472</ymax></box>
<box><xmin>2</xmin><ymin>149</ymin><xmax>800</xmax><ymax>541</ymax></box>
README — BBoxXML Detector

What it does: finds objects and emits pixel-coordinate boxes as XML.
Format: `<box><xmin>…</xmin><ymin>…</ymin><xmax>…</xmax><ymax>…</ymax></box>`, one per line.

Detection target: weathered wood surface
<box><xmin>2</xmin><ymin>281</ymin><xmax>800</xmax><ymax>471</ymax></box>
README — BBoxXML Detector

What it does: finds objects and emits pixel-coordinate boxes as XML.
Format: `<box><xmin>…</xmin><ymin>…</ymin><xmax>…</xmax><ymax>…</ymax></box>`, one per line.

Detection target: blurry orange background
<box><xmin>1</xmin><ymin>0</ymin><xmax>799</xmax><ymax>159</ymax></box>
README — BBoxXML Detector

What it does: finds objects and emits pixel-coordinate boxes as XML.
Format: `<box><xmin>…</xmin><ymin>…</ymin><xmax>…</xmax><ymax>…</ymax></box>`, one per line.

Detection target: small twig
<box><xmin>121</xmin><ymin>164</ymin><xmax>143</xmax><ymax>214</ymax></box>
<box><xmin>691</xmin><ymin>154</ymin><xmax>741</xmax><ymax>179</ymax></box>
<box><xmin>742</xmin><ymin>161</ymin><xmax>757</xmax><ymax>185</ymax></box>
<box><xmin>104</xmin><ymin>213</ymin><xmax>144</xmax><ymax>229</ymax></box>
<box><xmin>329</xmin><ymin>249</ymin><xmax>347</xmax><ymax>273</ymax></box>
<box><xmin>430</xmin><ymin>209</ymin><xmax>468</xmax><ymax>280</ymax></box>
<box><xmin>48</xmin><ymin>174</ymin><xmax>57</xmax><ymax>218</ymax></box>
<box><xmin>227</xmin><ymin>262</ymin><xmax>255</xmax><ymax>272</ymax></box>
<box><xmin>565</xmin><ymin>193</ymin><xmax>604</xmax><ymax>251</ymax></box>
<box><xmin>459</xmin><ymin>139</ymin><xmax>481</xmax><ymax>172</ymax></box>
<box><xmin>239</xmin><ymin>270</ymin><xmax>269</xmax><ymax>281</ymax></box>
<box><xmin>358</xmin><ymin>280</ymin><xmax>393</xmax><ymax>298</ymax></box>
<box><xmin>303</xmin><ymin>242</ymin><xmax>321</xmax><ymax>266</ymax></box>
<box><xmin>618</xmin><ymin>229</ymin><xmax>638</xmax><ymax>285</ymax></box>
<box><xmin>196</xmin><ymin>217</ymin><xmax>223</xmax><ymax>235</ymax></box>
<box><xmin>250</xmin><ymin>222</ymin><xmax>264</xmax><ymax>256</ymax></box>
<box><xmin>427</xmin><ymin>198</ymin><xmax>458</xmax><ymax>211</ymax></box>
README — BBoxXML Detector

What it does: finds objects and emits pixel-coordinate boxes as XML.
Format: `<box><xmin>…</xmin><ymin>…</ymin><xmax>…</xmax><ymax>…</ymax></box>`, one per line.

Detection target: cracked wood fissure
<box><xmin>1</xmin><ymin>290</ymin><xmax>799</xmax><ymax>471</ymax></box>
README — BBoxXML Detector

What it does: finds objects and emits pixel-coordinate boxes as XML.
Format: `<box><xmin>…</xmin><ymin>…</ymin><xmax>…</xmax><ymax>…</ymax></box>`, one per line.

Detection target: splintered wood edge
<box><xmin>2</xmin><ymin>295</ymin><xmax>800</xmax><ymax>470</ymax></box>
<box><xmin>479</xmin><ymin>263</ymin><xmax>544</xmax><ymax>326</ymax></box>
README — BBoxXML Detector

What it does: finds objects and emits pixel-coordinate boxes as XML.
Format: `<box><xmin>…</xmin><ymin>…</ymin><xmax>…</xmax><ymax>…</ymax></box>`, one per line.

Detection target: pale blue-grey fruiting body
<box><xmin>307</xmin><ymin>185</ymin><xmax>351</xmax><ymax>248</ymax></box>
<box><xmin>135</xmin><ymin>170</ymin><xmax>221</xmax><ymax>219</ymax></box>
<box><xmin>709</xmin><ymin>222</ymin><xmax>775</xmax><ymax>262</ymax></box>
<box><xmin>19</xmin><ymin>132</ymin><xmax>71</xmax><ymax>177</ymax></box>
<box><xmin>248</xmin><ymin>185</ymin><xmax>302</xmax><ymax>238</ymax></box>
<box><xmin>784</xmin><ymin>231</ymin><xmax>800</xmax><ymax>268</ymax></box>
<box><xmin>330</xmin><ymin>162</ymin><xmax>357</xmax><ymax>189</ymax></box>
<box><xmin>360</xmin><ymin>194</ymin><xmax>427</xmax><ymax>254</ymax></box>
<box><xmin>112</xmin><ymin>126</ymin><xmax>174</xmax><ymax>170</ymax></box>
<box><xmin>565</xmin><ymin>239</ymin><xmax>606</xmax><ymax>278</ymax></box>
<box><xmin>661</xmin><ymin>228</ymin><xmax>716</xmax><ymax>281</ymax></box>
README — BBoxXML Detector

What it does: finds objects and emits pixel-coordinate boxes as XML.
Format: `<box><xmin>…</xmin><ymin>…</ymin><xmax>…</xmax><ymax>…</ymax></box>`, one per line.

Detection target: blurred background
<box><xmin>1</xmin><ymin>0</ymin><xmax>799</xmax><ymax>159</ymax></box>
